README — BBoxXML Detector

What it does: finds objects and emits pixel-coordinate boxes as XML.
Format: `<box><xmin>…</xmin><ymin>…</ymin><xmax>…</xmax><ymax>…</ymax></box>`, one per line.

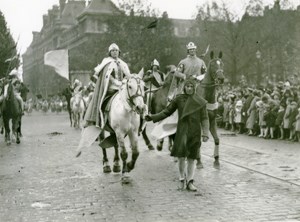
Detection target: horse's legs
<box><xmin>3</xmin><ymin>118</ymin><xmax>11</xmax><ymax>144</ymax></box>
<box><xmin>142</xmin><ymin>127</ymin><xmax>154</xmax><ymax>150</ymax></box>
<box><xmin>157</xmin><ymin>138</ymin><xmax>164</xmax><ymax>151</ymax></box>
<box><xmin>168</xmin><ymin>134</ymin><xmax>175</xmax><ymax>152</ymax></box>
<box><xmin>18</xmin><ymin>118</ymin><xmax>22</xmax><ymax>137</ymax></box>
<box><xmin>112</xmin><ymin>143</ymin><xmax>121</xmax><ymax>173</ymax></box>
<box><xmin>68</xmin><ymin>104</ymin><xmax>72</xmax><ymax>127</ymax></box>
<box><xmin>100</xmin><ymin>132</ymin><xmax>111</xmax><ymax>173</ymax></box>
<box><xmin>127</xmin><ymin>131</ymin><xmax>139</xmax><ymax>172</ymax></box>
<box><xmin>116</xmin><ymin>133</ymin><xmax>128</xmax><ymax>175</ymax></box>
<box><xmin>78</xmin><ymin>113</ymin><xmax>81</xmax><ymax>129</ymax></box>
<box><xmin>12</xmin><ymin>118</ymin><xmax>20</xmax><ymax>144</ymax></box>
<box><xmin>210</xmin><ymin>118</ymin><xmax>220</xmax><ymax>168</ymax></box>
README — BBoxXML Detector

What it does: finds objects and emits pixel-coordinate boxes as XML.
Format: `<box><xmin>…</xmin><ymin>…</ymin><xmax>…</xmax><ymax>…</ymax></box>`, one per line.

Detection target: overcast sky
<box><xmin>0</xmin><ymin>0</ymin><xmax>299</xmax><ymax>55</ymax></box>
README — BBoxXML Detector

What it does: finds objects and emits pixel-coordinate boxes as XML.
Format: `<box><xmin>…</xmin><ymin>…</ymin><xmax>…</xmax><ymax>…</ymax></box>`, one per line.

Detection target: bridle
<box><xmin>200</xmin><ymin>59</ymin><xmax>224</xmax><ymax>88</ymax></box>
<box><xmin>125</xmin><ymin>77</ymin><xmax>144</xmax><ymax>114</ymax></box>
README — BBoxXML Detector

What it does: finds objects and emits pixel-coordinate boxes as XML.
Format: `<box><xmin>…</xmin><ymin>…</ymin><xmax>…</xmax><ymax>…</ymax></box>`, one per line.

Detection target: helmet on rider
<box><xmin>186</xmin><ymin>42</ymin><xmax>197</xmax><ymax>50</ymax></box>
<box><xmin>151</xmin><ymin>59</ymin><xmax>160</xmax><ymax>67</ymax></box>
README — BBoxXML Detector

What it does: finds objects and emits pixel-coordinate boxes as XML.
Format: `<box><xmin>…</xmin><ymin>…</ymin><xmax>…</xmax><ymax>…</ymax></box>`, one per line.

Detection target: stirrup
<box><xmin>186</xmin><ymin>180</ymin><xmax>197</xmax><ymax>192</ymax></box>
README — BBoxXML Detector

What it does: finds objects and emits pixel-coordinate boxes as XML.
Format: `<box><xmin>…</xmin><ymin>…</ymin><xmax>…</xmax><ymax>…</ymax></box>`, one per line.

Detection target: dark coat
<box><xmin>151</xmin><ymin>94</ymin><xmax>209</xmax><ymax>159</ymax></box>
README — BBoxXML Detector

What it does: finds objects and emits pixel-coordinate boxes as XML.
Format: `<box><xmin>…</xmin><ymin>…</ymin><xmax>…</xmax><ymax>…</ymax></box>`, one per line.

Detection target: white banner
<box><xmin>44</xmin><ymin>49</ymin><xmax>69</xmax><ymax>80</ymax></box>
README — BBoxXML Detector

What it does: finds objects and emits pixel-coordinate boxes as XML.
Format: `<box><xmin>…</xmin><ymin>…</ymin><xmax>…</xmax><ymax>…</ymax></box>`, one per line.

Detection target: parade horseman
<box><xmin>143</xmin><ymin>59</ymin><xmax>165</xmax><ymax>113</ymax></box>
<box><xmin>0</xmin><ymin>69</ymin><xmax>24</xmax><ymax>115</ymax></box>
<box><xmin>168</xmin><ymin>42</ymin><xmax>206</xmax><ymax>101</ymax></box>
<box><xmin>84</xmin><ymin>43</ymin><xmax>131</xmax><ymax>129</ymax></box>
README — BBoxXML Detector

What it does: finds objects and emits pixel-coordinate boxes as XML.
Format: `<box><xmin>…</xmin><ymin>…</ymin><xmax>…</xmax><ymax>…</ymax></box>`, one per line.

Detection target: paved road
<box><xmin>0</xmin><ymin>111</ymin><xmax>299</xmax><ymax>222</ymax></box>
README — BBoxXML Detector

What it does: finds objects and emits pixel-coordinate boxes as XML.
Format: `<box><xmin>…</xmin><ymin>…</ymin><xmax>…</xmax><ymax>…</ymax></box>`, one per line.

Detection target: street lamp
<box><xmin>256</xmin><ymin>50</ymin><xmax>262</xmax><ymax>85</ymax></box>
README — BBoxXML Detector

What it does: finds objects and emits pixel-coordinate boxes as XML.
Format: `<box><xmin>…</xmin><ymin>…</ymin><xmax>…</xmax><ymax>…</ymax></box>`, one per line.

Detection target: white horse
<box><xmin>71</xmin><ymin>93</ymin><xmax>85</xmax><ymax>128</ymax></box>
<box><xmin>101</xmin><ymin>69</ymin><xmax>147</xmax><ymax>180</ymax></box>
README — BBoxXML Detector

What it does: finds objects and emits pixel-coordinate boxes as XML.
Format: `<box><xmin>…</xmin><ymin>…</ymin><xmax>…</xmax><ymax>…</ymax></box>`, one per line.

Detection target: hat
<box><xmin>108</xmin><ymin>43</ymin><xmax>120</xmax><ymax>52</ymax></box>
<box><xmin>151</xmin><ymin>59</ymin><xmax>159</xmax><ymax>67</ymax></box>
<box><xmin>186</xmin><ymin>42</ymin><xmax>197</xmax><ymax>50</ymax></box>
<box><xmin>291</xmin><ymin>101</ymin><xmax>297</xmax><ymax>106</ymax></box>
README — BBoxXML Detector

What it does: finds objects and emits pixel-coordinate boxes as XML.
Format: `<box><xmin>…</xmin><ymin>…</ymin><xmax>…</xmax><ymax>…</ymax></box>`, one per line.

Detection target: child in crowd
<box><xmin>275</xmin><ymin>105</ymin><xmax>285</xmax><ymax>139</ymax></box>
<box><xmin>295</xmin><ymin>107</ymin><xmax>300</xmax><ymax>142</ymax></box>
<box><xmin>264</xmin><ymin>104</ymin><xmax>276</xmax><ymax>139</ymax></box>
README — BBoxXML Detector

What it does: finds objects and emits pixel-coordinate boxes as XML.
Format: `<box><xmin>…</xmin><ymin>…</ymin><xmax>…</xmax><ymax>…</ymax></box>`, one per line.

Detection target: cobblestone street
<box><xmin>0</xmin><ymin>112</ymin><xmax>299</xmax><ymax>222</ymax></box>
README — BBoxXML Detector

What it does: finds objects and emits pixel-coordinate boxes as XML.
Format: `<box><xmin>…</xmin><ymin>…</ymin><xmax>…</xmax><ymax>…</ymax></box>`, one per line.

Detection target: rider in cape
<box><xmin>84</xmin><ymin>43</ymin><xmax>131</xmax><ymax>129</ymax></box>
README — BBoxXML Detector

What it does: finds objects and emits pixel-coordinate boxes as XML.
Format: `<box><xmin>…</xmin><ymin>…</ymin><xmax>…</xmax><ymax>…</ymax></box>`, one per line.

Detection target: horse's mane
<box><xmin>162</xmin><ymin>65</ymin><xmax>176</xmax><ymax>88</ymax></box>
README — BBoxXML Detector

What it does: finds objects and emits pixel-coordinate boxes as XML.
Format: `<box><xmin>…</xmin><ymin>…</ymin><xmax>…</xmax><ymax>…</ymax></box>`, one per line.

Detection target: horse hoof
<box><xmin>113</xmin><ymin>165</ymin><xmax>121</xmax><ymax>173</ymax></box>
<box><xmin>103</xmin><ymin>165</ymin><xmax>111</xmax><ymax>173</ymax></box>
<box><xmin>213</xmin><ymin>160</ymin><xmax>220</xmax><ymax>169</ymax></box>
<box><xmin>196</xmin><ymin>162</ymin><xmax>204</xmax><ymax>169</ymax></box>
<box><xmin>16</xmin><ymin>139</ymin><xmax>20</xmax><ymax>144</ymax></box>
<box><xmin>121</xmin><ymin>176</ymin><xmax>131</xmax><ymax>184</ymax></box>
<box><xmin>157</xmin><ymin>145</ymin><xmax>163</xmax><ymax>151</ymax></box>
<box><xmin>148</xmin><ymin>144</ymin><xmax>155</xmax><ymax>150</ymax></box>
<box><xmin>126</xmin><ymin>162</ymin><xmax>134</xmax><ymax>172</ymax></box>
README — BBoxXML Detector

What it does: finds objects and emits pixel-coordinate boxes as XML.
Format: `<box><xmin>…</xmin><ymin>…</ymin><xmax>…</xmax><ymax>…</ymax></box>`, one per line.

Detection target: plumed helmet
<box><xmin>151</xmin><ymin>59</ymin><xmax>160</xmax><ymax>67</ymax></box>
<box><xmin>108</xmin><ymin>43</ymin><xmax>120</xmax><ymax>52</ymax></box>
<box><xmin>186</xmin><ymin>42</ymin><xmax>197</xmax><ymax>50</ymax></box>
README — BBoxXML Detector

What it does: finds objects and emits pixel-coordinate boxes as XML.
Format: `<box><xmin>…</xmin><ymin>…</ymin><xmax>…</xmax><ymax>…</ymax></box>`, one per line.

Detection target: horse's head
<box><xmin>125</xmin><ymin>69</ymin><xmax>147</xmax><ymax>115</ymax></box>
<box><xmin>206</xmin><ymin>51</ymin><xmax>225</xmax><ymax>85</ymax></box>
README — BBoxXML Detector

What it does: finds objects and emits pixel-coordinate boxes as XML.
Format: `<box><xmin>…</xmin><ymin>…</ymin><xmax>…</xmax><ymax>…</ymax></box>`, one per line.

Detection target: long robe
<box><xmin>151</xmin><ymin>94</ymin><xmax>209</xmax><ymax>159</ymax></box>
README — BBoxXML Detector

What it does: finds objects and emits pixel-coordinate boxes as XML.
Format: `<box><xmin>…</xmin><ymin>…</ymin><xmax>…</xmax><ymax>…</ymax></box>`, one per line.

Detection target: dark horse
<box><xmin>141</xmin><ymin>65</ymin><xmax>176</xmax><ymax>151</ymax></box>
<box><xmin>196</xmin><ymin>51</ymin><xmax>224</xmax><ymax>168</ymax></box>
<box><xmin>1</xmin><ymin>82</ymin><xmax>22</xmax><ymax>145</ymax></box>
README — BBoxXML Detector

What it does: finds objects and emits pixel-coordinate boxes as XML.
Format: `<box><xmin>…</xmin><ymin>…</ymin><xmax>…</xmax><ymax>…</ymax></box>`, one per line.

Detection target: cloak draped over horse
<box><xmin>84</xmin><ymin>57</ymin><xmax>131</xmax><ymax>129</ymax></box>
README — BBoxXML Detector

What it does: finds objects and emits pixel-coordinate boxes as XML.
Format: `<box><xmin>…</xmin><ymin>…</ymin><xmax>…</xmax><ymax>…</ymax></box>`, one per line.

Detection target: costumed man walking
<box><xmin>145</xmin><ymin>78</ymin><xmax>209</xmax><ymax>191</ymax></box>
<box><xmin>143</xmin><ymin>59</ymin><xmax>165</xmax><ymax>113</ymax></box>
<box><xmin>167</xmin><ymin>42</ymin><xmax>207</xmax><ymax>168</ymax></box>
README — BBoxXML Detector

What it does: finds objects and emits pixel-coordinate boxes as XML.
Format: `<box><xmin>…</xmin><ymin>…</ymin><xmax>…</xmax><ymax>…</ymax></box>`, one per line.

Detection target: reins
<box><xmin>125</xmin><ymin>77</ymin><xmax>144</xmax><ymax>114</ymax></box>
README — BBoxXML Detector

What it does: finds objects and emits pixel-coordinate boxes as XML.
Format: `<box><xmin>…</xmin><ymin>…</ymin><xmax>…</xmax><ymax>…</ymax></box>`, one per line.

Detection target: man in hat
<box><xmin>168</xmin><ymin>42</ymin><xmax>207</xmax><ymax>101</ymax></box>
<box><xmin>145</xmin><ymin>78</ymin><xmax>209</xmax><ymax>191</ymax></box>
<box><xmin>143</xmin><ymin>59</ymin><xmax>165</xmax><ymax>112</ymax></box>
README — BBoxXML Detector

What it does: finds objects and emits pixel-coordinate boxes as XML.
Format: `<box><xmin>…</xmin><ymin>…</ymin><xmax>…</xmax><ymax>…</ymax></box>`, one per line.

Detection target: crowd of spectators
<box><xmin>216</xmin><ymin>78</ymin><xmax>300</xmax><ymax>142</ymax></box>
